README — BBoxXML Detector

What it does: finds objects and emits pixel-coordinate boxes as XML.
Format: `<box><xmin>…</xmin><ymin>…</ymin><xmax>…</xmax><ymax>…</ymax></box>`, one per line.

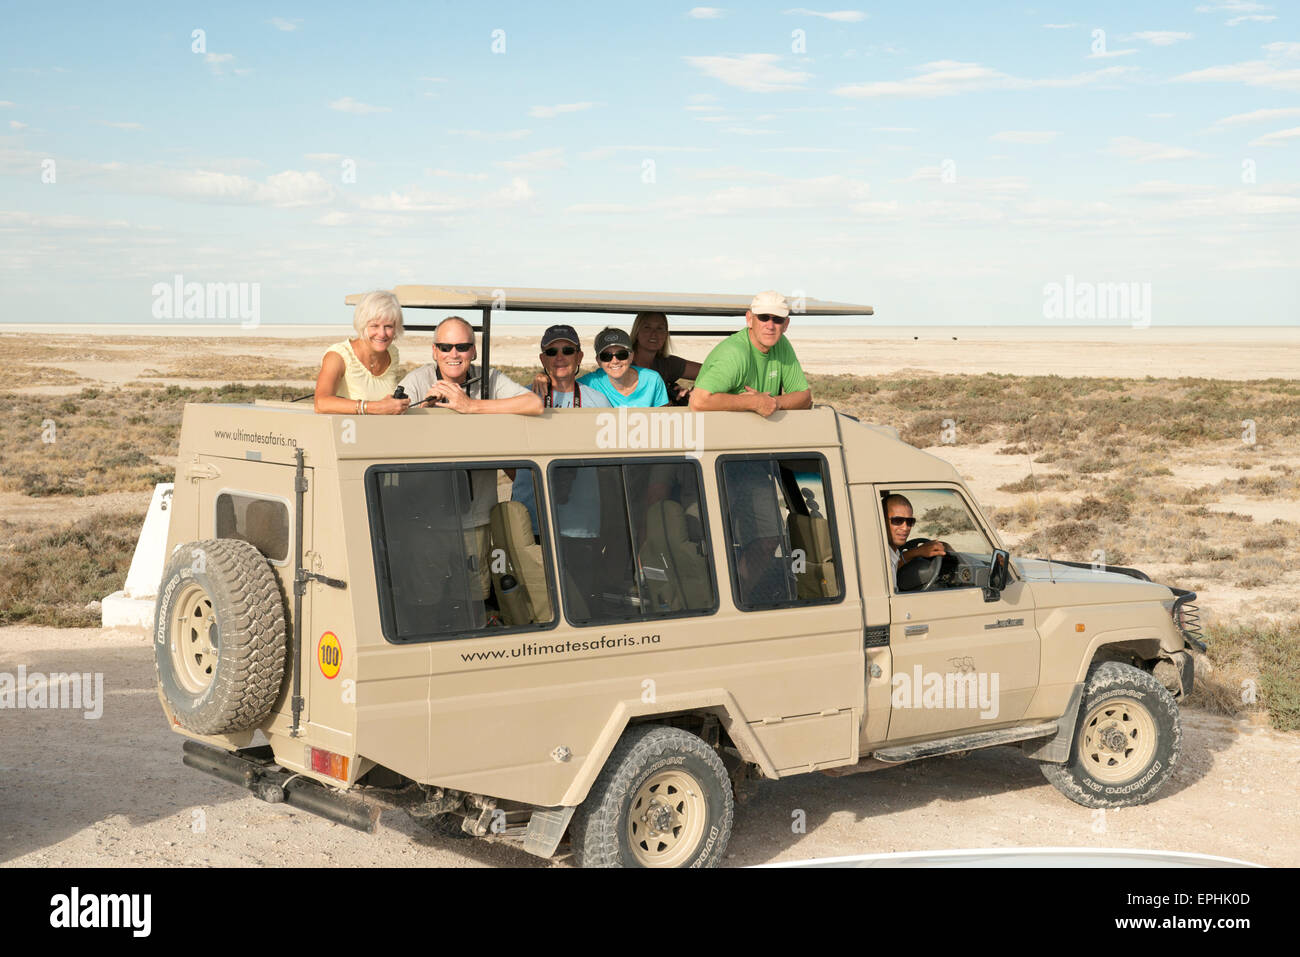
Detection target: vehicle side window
<box><xmin>896</xmin><ymin>489</ymin><xmax>992</xmax><ymax>558</ymax></box>
<box><xmin>366</xmin><ymin>464</ymin><xmax>555</xmax><ymax>643</ymax></box>
<box><xmin>216</xmin><ymin>492</ymin><xmax>289</xmax><ymax>563</ymax></box>
<box><xmin>550</xmin><ymin>459</ymin><xmax>717</xmax><ymax>625</ymax></box>
<box><xmin>718</xmin><ymin>455</ymin><xmax>843</xmax><ymax>610</ymax></box>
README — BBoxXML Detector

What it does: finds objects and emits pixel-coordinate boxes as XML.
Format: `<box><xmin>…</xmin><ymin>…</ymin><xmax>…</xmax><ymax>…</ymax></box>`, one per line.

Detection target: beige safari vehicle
<box><xmin>155</xmin><ymin>285</ymin><xmax>1205</xmax><ymax>867</ymax></box>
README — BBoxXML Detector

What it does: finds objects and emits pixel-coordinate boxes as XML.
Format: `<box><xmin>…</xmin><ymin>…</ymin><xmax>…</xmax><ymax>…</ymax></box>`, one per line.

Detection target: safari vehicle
<box><xmin>155</xmin><ymin>285</ymin><xmax>1206</xmax><ymax>867</ymax></box>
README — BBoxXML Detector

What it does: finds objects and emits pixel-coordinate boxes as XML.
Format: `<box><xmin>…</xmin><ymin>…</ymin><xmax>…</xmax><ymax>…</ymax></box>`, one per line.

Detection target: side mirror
<box><xmin>983</xmin><ymin>549</ymin><xmax>1010</xmax><ymax>602</ymax></box>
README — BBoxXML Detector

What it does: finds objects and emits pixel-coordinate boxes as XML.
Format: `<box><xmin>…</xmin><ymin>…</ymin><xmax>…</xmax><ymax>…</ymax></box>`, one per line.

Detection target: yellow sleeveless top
<box><xmin>326</xmin><ymin>340</ymin><xmax>400</xmax><ymax>401</ymax></box>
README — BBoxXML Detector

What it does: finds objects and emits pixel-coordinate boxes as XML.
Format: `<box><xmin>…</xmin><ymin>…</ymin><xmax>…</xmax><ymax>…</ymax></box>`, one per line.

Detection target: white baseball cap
<box><xmin>749</xmin><ymin>290</ymin><xmax>790</xmax><ymax>318</ymax></box>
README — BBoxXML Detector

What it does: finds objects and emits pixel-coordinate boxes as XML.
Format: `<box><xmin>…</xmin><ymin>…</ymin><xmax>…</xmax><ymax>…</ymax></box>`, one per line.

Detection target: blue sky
<box><xmin>2</xmin><ymin>1</ymin><xmax>1297</xmax><ymax>327</ymax></box>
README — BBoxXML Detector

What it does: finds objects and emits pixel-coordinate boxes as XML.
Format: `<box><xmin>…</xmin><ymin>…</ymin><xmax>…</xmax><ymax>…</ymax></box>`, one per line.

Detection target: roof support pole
<box><xmin>481</xmin><ymin>305</ymin><xmax>492</xmax><ymax>390</ymax></box>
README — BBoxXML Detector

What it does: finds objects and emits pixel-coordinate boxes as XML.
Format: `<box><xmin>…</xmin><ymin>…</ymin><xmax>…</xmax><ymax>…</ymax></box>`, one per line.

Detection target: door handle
<box><xmin>904</xmin><ymin>624</ymin><xmax>929</xmax><ymax>636</ymax></box>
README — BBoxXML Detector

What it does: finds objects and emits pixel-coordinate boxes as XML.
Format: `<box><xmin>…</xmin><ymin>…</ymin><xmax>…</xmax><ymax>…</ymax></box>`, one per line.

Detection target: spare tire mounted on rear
<box><xmin>154</xmin><ymin>538</ymin><xmax>288</xmax><ymax>735</ymax></box>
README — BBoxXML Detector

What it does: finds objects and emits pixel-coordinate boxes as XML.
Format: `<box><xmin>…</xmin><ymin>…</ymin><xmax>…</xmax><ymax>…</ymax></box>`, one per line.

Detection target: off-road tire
<box><xmin>1040</xmin><ymin>661</ymin><xmax>1181</xmax><ymax>809</ymax></box>
<box><xmin>154</xmin><ymin>538</ymin><xmax>288</xmax><ymax>735</ymax></box>
<box><xmin>569</xmin><ymin>725</ymin><xmax>734</xmax><ymax>868</ymax></box>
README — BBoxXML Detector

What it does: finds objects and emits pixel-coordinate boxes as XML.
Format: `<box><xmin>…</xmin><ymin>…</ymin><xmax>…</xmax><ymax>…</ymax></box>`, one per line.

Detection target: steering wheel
<box><xmin>903</xmin><ymin>537</ymin><xmax>946</xmax><ymax>591</ymax></box>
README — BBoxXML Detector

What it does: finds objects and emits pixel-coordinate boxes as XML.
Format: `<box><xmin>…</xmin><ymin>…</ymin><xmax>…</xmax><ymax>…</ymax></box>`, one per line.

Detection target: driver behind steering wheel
<box><xmin>884</xmin><ymin>493</ymin><xmax>947</xmax><ymax>589</ymax></box>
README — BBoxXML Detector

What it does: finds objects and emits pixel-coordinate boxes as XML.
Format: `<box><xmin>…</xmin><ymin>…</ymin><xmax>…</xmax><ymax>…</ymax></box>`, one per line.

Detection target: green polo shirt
<box><xmin>694</xmin><ymin>329</ymin><xmax>809</xmax><ymax>397</ymax></box>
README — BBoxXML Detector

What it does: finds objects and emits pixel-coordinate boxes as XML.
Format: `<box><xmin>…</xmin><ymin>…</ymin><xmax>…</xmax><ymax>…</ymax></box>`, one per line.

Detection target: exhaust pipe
<box><xmin>181</xmin><ymin>740</ymin><xmax>378</xmax><ymax>834</ymax></box>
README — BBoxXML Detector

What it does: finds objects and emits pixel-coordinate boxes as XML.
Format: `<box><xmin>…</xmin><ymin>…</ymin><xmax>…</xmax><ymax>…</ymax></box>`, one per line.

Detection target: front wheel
<box><xmin>570</xmin><ymin>725</ymin><xmax>734</xmax><ymax>868</ymax></box>
<box><xmin>1040</xmin><ymin>661</ymin><xmax>1181</xmax><ymax>809</ymax></box>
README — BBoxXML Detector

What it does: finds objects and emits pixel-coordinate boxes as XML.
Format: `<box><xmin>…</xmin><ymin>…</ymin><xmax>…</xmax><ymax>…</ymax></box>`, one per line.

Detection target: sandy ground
<box><xmin>1</xmin><ymin>625</ymin><xmax>1296</xmax><ymax>868</ymax></box>
<box><xmin>8</xmin><ymin>325</ymin><xmax>1300</xmax><ymax>394</ymax></box>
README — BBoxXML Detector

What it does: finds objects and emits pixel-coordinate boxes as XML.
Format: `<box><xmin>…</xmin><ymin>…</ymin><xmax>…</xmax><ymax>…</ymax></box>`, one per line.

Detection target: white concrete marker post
<box><xmin>102</xmin><ymin>482</ymin><xmax>175</xmax><ymax>629</ymax></box>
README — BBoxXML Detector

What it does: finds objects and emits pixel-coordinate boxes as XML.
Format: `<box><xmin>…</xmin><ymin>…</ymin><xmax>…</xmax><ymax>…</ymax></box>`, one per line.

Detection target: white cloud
<box><xmin>577</xmin><ymin>145</ymin><xmax>718</xmax><ymax>160</ymax></box>
<box><xmin>494</xmin><ymin>147</ymin><xmax>566</xmax><ymax>171</ymax></box>
<box><xmin>488</xmin><ymin>177</ymin><xmax>534</xmax><ymax>206</ymax></box>
<box><xmin>420</xmin><ymin>76</ymin><xmax>448</xmax><ymax>83</ymax></box>
<box><xmin>1172</xmin><ymin>44</ymin><xmax>1300</xmax><ymax>91</ymax></box>
<box><xmin>688</xmin><ymin>7</ymin><xmax>725</xmax><ymax>17</ymax></box>
<box><xmin>834</xmin><ymin>60</ymin><xmax>1135</xmax><ymax>98</ymax></box>
<box><xmin>1213</xmin><ymin>106</ymin><xmax>1300</xmax><ymax>126</ymax></box>
<box><xmin>0</xmin><ymin>101</ymin><xmax>13</xmax><ymax>108</ymax></box>
<box><xmin>1195</xmin><ymin>1</ymin><xmax>1273</xmax><ymax>12</ymax></box>
<box><xmin>1105</xmin><ymin>136</ymin><xmax>1209</xmax><ymax>162</ymax></box>
<box><xmin>447</xmin><ymin>128</ymin><xmax>531</xmax><ymax>141</ymax></box>
<box><xmin>991</xmin><ymin>130</ymin><xmax>1061</xmax><ymax>144</ymax></box>
<box><xmin>1127</xmin><ymin>31</ymin><xmax>1193</xmax><ymax>46</ymax></box>
<box><xmin>782</xmin><ymin>8</ymin><xmax>868</xmax><ymax>21</ymax></box>
<box><xmin>685</xmin><ymin>104</ymin><xmax>724</xmax><ymax>111</ymax></box>
<box><xmin>724</xmin><ymin>127</ymin><xmax>781</xmax><ymax>135</ymax></box>
<box><xmin>9</xmin><ymin>120</ymin><xmax>27</xmax><ymax>130</ymax></box>
<box><xmin>359</xmin><ymin>188</ymin><xmax>469</xmax><ymax>213</ymax></box>
<box><xmin>1250</xmin><ymin>126</ymin><xmax>1300</xmax><ymax>146</ymax></box>
<box><xmin>685</xmin><ymin>54</ymin><xmax>811</xmax><ymax>92</ymax></box>
<box><xmin>268</xmin><ymin>17</ymin><xmax>302</xmax><ymax>31</ymax></box>
<box><xmin>100</xmin><ymin>121</ymin><xmax>144</xmax><ymax>130</ymax></box>
<box><xmin>529</xmin><ymin>101</ymin><xmax>596</xmax><ymax>119</ymax></box>
<box><xmin>761</xmin><ymin>146</ymin><xmax>847</xmax><ymax>152</ymax></box>
<box><xmin>203</xmin><ymin>52</ymin><xmax>238</xmax><ymax>75</ymax></box>
<box><xmin>330</xmin><ymin>97</ymin><xmax>391</xmax><ymax>114</ymax></box>
<box><xmin>314</xmin><ymin>211</ymin><xmax>351</xmax><ymax>227</ymax></box>
<box><xmin>165</xmin><ymin>169</ymin><xmax>336</xmax><ymax>207</ymax></box>
<box><xmin>1227</xmin><ymin>15</ymin><xmax>1277</xmax><ymax>25</ymax></box>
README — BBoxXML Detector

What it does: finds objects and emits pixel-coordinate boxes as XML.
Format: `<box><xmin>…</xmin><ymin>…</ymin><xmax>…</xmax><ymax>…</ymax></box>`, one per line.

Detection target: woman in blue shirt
<box><xmin>578</xmin><ymin>327</ymin><xmax>670</xmax><ymax>408</ymax></box>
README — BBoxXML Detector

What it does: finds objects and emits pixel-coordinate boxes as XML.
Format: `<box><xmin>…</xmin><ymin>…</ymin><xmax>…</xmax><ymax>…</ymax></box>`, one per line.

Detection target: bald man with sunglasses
<box><xmin>689</xmin><ymin>290</ymin><xmax>812</xmax><ymax>418</ymax></box>
<box><xmin>884</xmin><ymin>493</ymin><xmax>947</xmax><ymax>589</ymax></box>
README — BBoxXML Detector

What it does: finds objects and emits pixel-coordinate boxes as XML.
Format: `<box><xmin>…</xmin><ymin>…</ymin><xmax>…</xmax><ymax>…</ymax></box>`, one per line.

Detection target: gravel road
<box><xmin>2</xmin><ymin>625</ymin><xmax>1296</xmax><ymax>868</ymax></box>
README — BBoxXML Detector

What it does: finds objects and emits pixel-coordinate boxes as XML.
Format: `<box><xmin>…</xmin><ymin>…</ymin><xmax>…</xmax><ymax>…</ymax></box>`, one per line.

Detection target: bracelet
<box><xmin>362</xmin><ymin>401</ymin><xmax>368</xmax><ymax>415</ymax></box>
<box><xmin>355</xmin><ymin>399</ymin><xmax>362</xmax><ymax>415</ymax></box>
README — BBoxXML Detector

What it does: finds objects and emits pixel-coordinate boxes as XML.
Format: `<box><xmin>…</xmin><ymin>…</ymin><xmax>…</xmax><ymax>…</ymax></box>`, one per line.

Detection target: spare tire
<box><xmin>154</xmin><ymin>538</ymin><xmax>288</xmax><ymax>735</ymax></box>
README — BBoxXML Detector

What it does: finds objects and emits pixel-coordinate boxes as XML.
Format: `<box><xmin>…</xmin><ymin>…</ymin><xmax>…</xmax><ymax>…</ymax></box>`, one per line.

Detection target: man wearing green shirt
<box><xmin>689</xmin><ymin>290</ymin><xmax>812</xmax><ymax>417</ymax></box>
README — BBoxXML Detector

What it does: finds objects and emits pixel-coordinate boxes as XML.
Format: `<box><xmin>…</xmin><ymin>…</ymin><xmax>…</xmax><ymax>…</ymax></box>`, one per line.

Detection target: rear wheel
<box><xmin>1040</xmin><ymin>661</ymin><xmax>1181</xmax><ymax>809</ymax></box>
<box><xmin>570</xmin><ymin>725</ymin><xmax>734</xmax><ymax>868</ymax></box>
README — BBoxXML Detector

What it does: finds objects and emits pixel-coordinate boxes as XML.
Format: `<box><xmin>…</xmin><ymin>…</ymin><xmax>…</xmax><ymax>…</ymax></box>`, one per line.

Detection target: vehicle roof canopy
<box><xmin>346</xmin><ymin>285</ymin><xmax>873</xmax><ymax>317</ymax></box>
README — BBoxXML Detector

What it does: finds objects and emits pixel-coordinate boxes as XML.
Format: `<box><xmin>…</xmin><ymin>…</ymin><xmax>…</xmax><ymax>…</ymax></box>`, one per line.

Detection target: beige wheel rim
<box><xmin>1079</xmin><ymin>696</ymin><xmax>1157</xmax><ymax>784</ymax></box>
<box><xmin>171</xmin><ymin>582</ymin><xmax>219</xmax><ymax>696</ymax></box>
<box><xmin>628</xmin><ymin>768</ymin><xmax>709</xmax><ymax>867</ymax></box>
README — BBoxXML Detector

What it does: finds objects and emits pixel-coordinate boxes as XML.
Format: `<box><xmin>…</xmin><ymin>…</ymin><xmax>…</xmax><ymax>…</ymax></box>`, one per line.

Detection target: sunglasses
<box><xmin>435</xmin><ymin>342</ymin><xmax>474</xmax><ymax>353</ymax></box>
<box><xmin>598</xmin><ymin>349</ymin><xmax>631</xmax><ymax>362</ymax></box>
<box><xmin>543</xmin><ymin>346</ymin><xmax>577</xmax><ymax>357</ymax></box>
<box><xmin>754</xmin><ymin>313</ymin><xmax>786</xmax><ymax>325</ymax></box>
<box><xmin>889</xmin><ymin>516</ymin><xmax>917</xmax><ymax>527</ymax></box>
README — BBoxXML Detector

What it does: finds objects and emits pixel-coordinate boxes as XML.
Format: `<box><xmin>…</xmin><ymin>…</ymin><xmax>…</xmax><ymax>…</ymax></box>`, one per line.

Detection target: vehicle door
<box><xmin>877</xmin><ymin>485</ymin><xmax>1039</xmax><ymax>741</ymax></box>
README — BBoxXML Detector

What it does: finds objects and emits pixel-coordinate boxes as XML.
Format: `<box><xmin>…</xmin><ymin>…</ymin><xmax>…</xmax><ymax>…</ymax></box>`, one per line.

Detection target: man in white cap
<box><xmin>689</xmin><ymin>290</ymin><xmax>811</xmax><ymax>417</ymax></box>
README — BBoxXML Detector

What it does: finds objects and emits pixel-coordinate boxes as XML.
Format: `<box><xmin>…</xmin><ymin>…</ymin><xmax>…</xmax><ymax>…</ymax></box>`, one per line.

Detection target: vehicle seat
<box><xmin>787</xmin><ymin>514</ymin><xmax>839</xmax><ymax>599</ymax></box>
<box><xmin>639</xmin><ymin>500</ymin><xmax>711</xmax><ymax>613</ymax></box>
<box><xmin>489</xmin><ymin>501</ymin><xmax>553</xmax><ymax>625</ymax></box>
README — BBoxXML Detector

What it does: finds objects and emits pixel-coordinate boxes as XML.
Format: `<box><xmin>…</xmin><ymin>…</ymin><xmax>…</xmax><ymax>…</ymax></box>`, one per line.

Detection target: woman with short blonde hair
<box><xmin>314</xmin><ymin>290</ymin><xmax>411</xmax><ymax>415</ymax></box>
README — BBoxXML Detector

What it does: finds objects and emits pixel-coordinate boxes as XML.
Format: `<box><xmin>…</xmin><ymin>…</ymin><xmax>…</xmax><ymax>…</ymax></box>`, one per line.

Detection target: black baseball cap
<box><xmin>593</xmin><ymin>327</ymin><xmax>632</xmax><ymax>353</ymax></box>
<box><xmin>541</xmin><ymin>324</ymin><xmax>581</xmax><ymax>349</ymax></box>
